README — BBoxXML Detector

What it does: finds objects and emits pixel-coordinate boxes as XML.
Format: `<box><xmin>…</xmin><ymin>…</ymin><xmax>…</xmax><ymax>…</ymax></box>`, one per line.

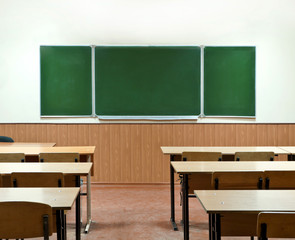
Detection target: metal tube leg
<box><xmin>183</xmin><ymin>173</ymin><xmax>189</xmax><ymax>240</ymax></box>
<box><xmin>85</xmin><ymin>155</ymin><xmax>92</xmax><ymax>233</ymax></box>
<box><xmin>209</xmin><ymin>214</ymin><xmax>212</xmax><ymax>240</ymax></box>
<box><xmin>215</xmin><ymin>214</ymin><xmax>221</xmax><ymax>240</ymax></box>
<box><xmin>211</xmin><ymin>214</ymin><xmax>216</xmax><ymax>240</ymax></box>
<box><xmin>170</xmin><ymin>155</ymin><xmax>178</xmax><ymax>230</ymax></box>
<box><xmin>56</xmin><ymin>210</ymin><xmax>62</xmax><ymax>240</ymax></box>
<box><xmin>76</xmin><ymin>176</ymin><xmax>81</xmax><ymax>240</ymax></box>
<box><xmin>61</xmin><ymin>210</ymin><xmax>66</xmax><ymax>240</ymax></box>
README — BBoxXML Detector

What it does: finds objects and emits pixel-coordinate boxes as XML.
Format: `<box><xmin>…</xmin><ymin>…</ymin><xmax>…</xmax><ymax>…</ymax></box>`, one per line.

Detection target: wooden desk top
<box><xmin>171</xmin><ymin>161</ymin><xmax>295</xmax><ymax>174</ymax></box>
<box><xmin>0</xmin><ymin>187</ymin><xmax>79</xmax><ymax>210</ymax></box>
<box><xmin>279</xmin><ymin>146</ymin><xmax>295</xmax><ymax>154</ymax></box>
<box><xmin>0</xmin><ymin>162</ymin><xmax>92</xmax><ymax>175</ymax></box>
<box><xmin>161</xmin><ymin>146</ymin><xmax>289</xmax><ymax>155</ymax></box>
<box><xmin>0</xmin><ymin>142</ymin><xmax>56</xmax><ymax>147</ymax></box>
<box><xmin>195</xmin><ymin>190</ymin><xmax>295</xmax><ymax>213</ymax></box>
<box><xmin>0</xmin><ymin>146</ymin><xmax>95</xmax><ymax>156</ymax></box>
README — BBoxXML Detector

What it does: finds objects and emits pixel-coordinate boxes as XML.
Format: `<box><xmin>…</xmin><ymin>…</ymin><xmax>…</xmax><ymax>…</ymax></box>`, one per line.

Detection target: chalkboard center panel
<box><xmin>95</xmin><ymin>46</ymin><xmax>201</xmax><ymax>116</ymax></box>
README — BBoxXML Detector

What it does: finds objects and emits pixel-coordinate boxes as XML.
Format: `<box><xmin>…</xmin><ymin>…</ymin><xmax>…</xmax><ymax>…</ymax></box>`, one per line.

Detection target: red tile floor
<box><xmin>32</xmin><ymin>184</ymin><xmax>291</xmax><ymax>239</ymax></box>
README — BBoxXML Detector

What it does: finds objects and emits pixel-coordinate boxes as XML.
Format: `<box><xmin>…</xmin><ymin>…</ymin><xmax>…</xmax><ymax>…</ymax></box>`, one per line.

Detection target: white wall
<box><xmin>1</xmin><ymin>0</ymin><xmax>295</xmax><ymax>123</ymax></box>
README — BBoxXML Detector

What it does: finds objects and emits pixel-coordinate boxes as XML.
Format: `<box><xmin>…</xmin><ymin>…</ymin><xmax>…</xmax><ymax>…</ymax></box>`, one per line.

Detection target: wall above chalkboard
<box><xmin>40</xmin><ymin>45</ymin><xmax>255</xmax><ymax>120</ymax></box>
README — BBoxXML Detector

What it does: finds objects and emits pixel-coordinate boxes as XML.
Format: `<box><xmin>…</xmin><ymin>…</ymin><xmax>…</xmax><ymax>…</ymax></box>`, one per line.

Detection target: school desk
<box><xmin>161</xmin><ymin>146</ymin><xmax>290</xmax><ymax>230</ymax></box>
<box><xmin>0</xmin><ymin>161</ymin><xmax>92</xmax><ymax>237</ymax></box>
<box><xmin>171</xmin><ymin>161</ymin><xmax>295</xmax><ymax>240</ymax></box>
<box><xmin>195</xmin><ymin>190</ymin><xmax>295</xmax><ymax>240</ymax></box>
<box><xmin>0</xmin><ymin>146</ymin><xmax>95</xmax><ymax>233</ymax></box>
<box><xmin>279</xmin><ymin>146</ymin><xmax>295</xmax><ymax>160</ymax></box>
<box><xmin>0</xmin><ymin>187</ymin><xmax>80</xmax><ymax>240</ymax></box>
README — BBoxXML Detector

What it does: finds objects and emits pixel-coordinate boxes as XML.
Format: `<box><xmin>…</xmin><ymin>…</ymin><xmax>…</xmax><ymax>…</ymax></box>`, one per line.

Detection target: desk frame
<box><xmin>195</xmin><ymin>190</ymin><xmax>295</xmax><ymax>240</ymax></box>
<box><xmin>0</xmin><ymin>187</ymin><xmax>79</xmax><ymax>240</ymax></box>
<box><xmin>0</xmin><ymin>161</ymin><xmax>92</xmax><ymax>238</ymax></box>
<box><xmin>171</xmin><ymin>160</ymin><xmax>295</xmax><ymax>240</ymax></box>
<box><xmin>0</xmin><ymin>146</ymin><xmax>94</xmax><ymax>233</ymax></box>
<box><xmin>162</xmin><ymin>146</ymin><xmax>291</xmax><ymax>232</ymax></box>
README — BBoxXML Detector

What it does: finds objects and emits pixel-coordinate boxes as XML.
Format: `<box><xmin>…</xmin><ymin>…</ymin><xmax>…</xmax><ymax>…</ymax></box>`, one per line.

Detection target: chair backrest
<box><xmin>264</xmin><ymin>171</ymin><xmax>295</xmax><ymax>189</ymax></box>
<box><xmin>0</xmin><ymin>136</ymin><xmax>14</xmax><ymax>142</ymax></box>
<box><xmin>0</xmin><ymin>201</ymin><xmax>52</xmax><ymax>239</ymax></box>
<box><xmin>11</xmin><ymin>172</ymin><xmax>64</xmax><ymax>187</ymax></box>
<box><xmin>235</xmin><ymin>152</ymin><xmax>274</xmax><ymax>161</ymax></box>
<box><xmin>39</xmin><ymin>152</ymin><xmax>80</xmax><ymax>162</ymax></box>
<box><xmin>0</xmin><ymin>153</ymin><xmax>25</xmax><ymax>162</ymax></box>
<box><xmin>182</xmin><ymin>152</ymin><xmax>222</xmax><ymax>161</ymax></box>
<box><xmin>182</xmin><ymin>152</ymin><xmax>222</xmax><ymax>194</ymax></box>
<box><xmin>212</xmin><ymin>171</ymin><xmax>265</xmax><ymax>190</ymax></box>
<box><xmin>257</xmin><ymin>212</ymin><xmax>295</xmax><ymax>239</ymax></box>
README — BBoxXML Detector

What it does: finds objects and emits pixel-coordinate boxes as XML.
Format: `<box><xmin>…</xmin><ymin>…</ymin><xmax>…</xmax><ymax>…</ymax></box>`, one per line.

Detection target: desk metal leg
<box><xmin>183</xmin><ymin>173</ymin><xmax>189</xmax><ymax>240</ymax></box>
<box><xmin>56</xmin><ymin>210</ymin><xmax>62</xmax><ymax>240</ymax></box>
<box><xmin>215</xmin><ymin>214</ymin><xmax>221</xmax><ymax>240</ymax></box>
<box><xmin>61</xmin><ymin>210</ymin><xmax>66</xmax><ymax>240</ymax></box>
<box><xmin>209</xmin><ymin>214</ymin><xmax>212</xmax><ymax>240</ymax></box>
<box><xmin>170</xmin><ymin>155</ymin><xmax>178</xmax><ymax>231</ymax></box>
<box><xmin>76</xmin><ymin>176</ymin><xmax>81</xmax><ymax>240</ymax></box>
<box><xmin>85</xmin><ymin>155</ymin><xmax>92</xmax><ymax>233</ymax></box>
<box><xmin>210</xmin><ymin>213</ymin><xmax>221</xmax><ymax>240</ymax></box>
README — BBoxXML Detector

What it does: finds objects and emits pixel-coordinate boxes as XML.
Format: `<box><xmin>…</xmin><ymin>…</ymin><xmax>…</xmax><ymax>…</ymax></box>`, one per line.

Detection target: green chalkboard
<box><xmin>40</xmin><ymin>46</ymin><xmax>92</xmax><ymax>116</ymax></box>
<box><xmin>95</xmin><ymin>46</ymin><xmax>200</xmax><ymax>116</ymax></box>
<box><xmin>204</xmin><ymin>47</ymin><xmax>255</xmax><ymax>116</ymax></box>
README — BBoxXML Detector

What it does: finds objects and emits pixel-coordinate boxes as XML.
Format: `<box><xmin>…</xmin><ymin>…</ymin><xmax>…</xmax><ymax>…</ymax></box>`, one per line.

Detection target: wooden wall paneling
<box><xmin>0</xmin><ymin>124</ymin><xmax>7</xmax><ymax>137</ymax></box>
<box><xmin>246</xmin><ymin>124</ymin><xmax>257</xmax><ymax>146</ymax></box>
<box><xmin>203</xmin><ymin>124</ymin><xmax>215</xmax><ymax>146</ymax></box>
<box><xmin>89</xmin><ymin>124</ymin><xmax>100</xmax><ymax>182</ymax></box>
<box><xmin>257</xmin><ymin>124</ymin><xmax>278</xmax><ymax>146</ymax></box>
<box><xmin>25</xmin><ymin>124</ymin><xmax>37</xmax><ymax>142</ymax></box>
<box><xmin>67</xmin><ymin>124</ymin><xmax>78</xmax><ymax>146</ymax></box>
<box><xmin>161</xmin><ymin>124</ymin><xmax>173</xmax><ymax>182</ymax></box>
<box><xmin>5</xmin><ymin>124</ymin><xmax>12</xmax><ymax>138</ymax></box>
<box><xmin>223</xmin><ymin>124</ymin><xmax>236</xmax><ymax>146</ymax></box>
<box><xmin>277</xmin><ymin>124</ymin><xmax>289</xmax><ymax>161</ymax></box>
<box><xmin>151</xmin><ymin>125</ymin><xmax>164</xmax><ymax>183</ymax></box>
<box><xmin>110</xmin><ymin>124</ymin><xmax>121</xmax><ymax>183</ymax></box>
<box><xmin>278</xmin><ymin>124</ymin><xmax>290</xmax><ymax>146</ymax></box>
<box><xmin>141</xmin><ymin>124</ymin><xmax>152</xmax><ymax>183</ymax></box>
<box><xmin>120</xmin><ymin>124</ymin><xmax>131</xmax><ymax>183</ymax></box>
<box><xmin>235</xmin><ymin>124</ymin><xmax>248</xmax><ymax>146</ymax></box>
<box><xmin>57</xmin><ymin>124</ymin><xmax>68</xmax><ymax>146</ymax></box>
<box><xmin>2</xmin><ymin>124</ymin><xmax>16</xmax><ymax>140</ymax></box>
<box><xmin>172</xmin><ymin>124</ymin><xmax>184</xmax><ymax>146</ymax></box>
<box><xmin>183</xmin><ymin>124</ymin><xmax>194</xmax><ymax>145</ymax></box>
<box><xmin>15</xmin><ymin>124</ymin><xmax>26</xmax><ymax>141</ymax></box>
<box><xmin>235</xmin><ymin>124</ymin><xmax>257</xmax><ymax>146</ymax></box>
<box><xmin>193</xmin><ymin>123</ymin><xmax>205</xmax><ymax>146</ymax></box>
<box><xmin>99</xmin><ymin>124</ymin><xmax>111</xmax><ymax>182</ymax></box>
<box><xmin>256</xmin><ymin>124</ymin><xmax>268</xmax><ymax>146</ymax></box>
<box><xmin>288</xmin><ymin>124</ymin><xmax>295</xmax><ymax>145</ymax></box>
<box><xmin>36</xmin><ymin>124</ymin><xmax>48</xmax><ymax>142</ymax></box>
<box><xmin>0</xmin><ymin>123</ymin><xmax>294</xmax><ymax>183</ymax></box>
<box><xmin>46</xmin><ymin>124</ymin><xmax>58</xmax><ymax>144</ymax></box>
<box><xmin>213</xmin><ymin>124</ymin><xmax>226</xmax><ymax>146</ymax></box>
<box><xmin>0</xmin><ymin>124</ymin><xmax>4</xmax><ymax>136</ymax></box>
<box><xmin>77</xmin><ymin>125</ymin><xmax>89</xmax><ymax>146</ymax></box>
<box><xmin>266</xmin><ymin>124</ymin><xmax>278</xmax><ymax>146</ymax></box>
<box><xmin>130</xmin><ymin>125</ymin><xmax>143</xmax><ymax>182</ymax></box>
